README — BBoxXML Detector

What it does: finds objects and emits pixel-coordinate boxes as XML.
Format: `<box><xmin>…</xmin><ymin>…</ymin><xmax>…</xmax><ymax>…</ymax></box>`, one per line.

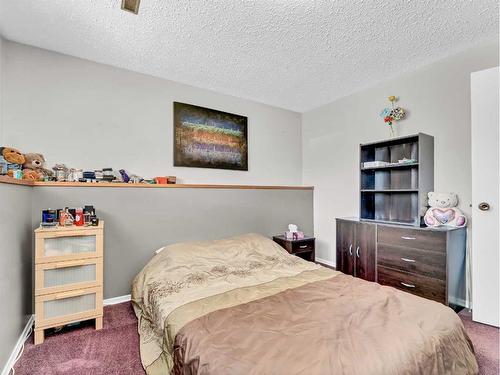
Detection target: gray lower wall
<box><xmin>0</xmin><ymin>183</ymin><xmax>33</xmax><ymax>370</ymax></box>
<box><xmin>32</xmin><ymin>187</ymin><xmax>314</xmax><ymax>298</ymax></box>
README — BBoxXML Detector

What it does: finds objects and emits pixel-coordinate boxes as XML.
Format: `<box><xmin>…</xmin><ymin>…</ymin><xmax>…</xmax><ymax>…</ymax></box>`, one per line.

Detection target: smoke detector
<box><xmin>121</xmin><ymin>0</ymin><xmax>140</xmax><ymax>14</ymax></box>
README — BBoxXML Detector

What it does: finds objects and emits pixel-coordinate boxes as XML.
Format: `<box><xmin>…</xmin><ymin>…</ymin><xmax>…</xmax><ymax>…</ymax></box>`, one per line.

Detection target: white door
<box><xmin>471</xmin><ymin>67</ymin><xmax>499</xmax><ymax>327</ymax></box>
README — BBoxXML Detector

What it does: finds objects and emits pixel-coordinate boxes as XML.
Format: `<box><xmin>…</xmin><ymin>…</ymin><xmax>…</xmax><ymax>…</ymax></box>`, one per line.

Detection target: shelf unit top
<box><xmin>360</xmin><ymin>133</ymin><xmax>428</xmax><ymax>148</ymax></box>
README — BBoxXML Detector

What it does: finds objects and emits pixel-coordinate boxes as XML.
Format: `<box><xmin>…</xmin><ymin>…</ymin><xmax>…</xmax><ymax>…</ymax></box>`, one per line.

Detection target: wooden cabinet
<box><xmin>335</xmin><ymin>218</ymin><xmax>467</xmax><ymax>307</ymax></box>
<box><xmin>355</xmin><ymin>223</ymin><xmax>376</xmax><ymax>281</ymax></box>
<box><xmin>335</xmin><ymin>219</ymin><xmax>376</xmax><ymax>281</ymax></box>
<box><xmin>34</xmin><ymin>222</ymin><xmax>104</xmax><ymax>345</ymax></box>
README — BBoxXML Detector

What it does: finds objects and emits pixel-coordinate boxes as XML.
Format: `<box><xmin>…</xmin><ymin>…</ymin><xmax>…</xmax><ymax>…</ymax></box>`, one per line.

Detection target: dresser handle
<box><xmin>55</xmin><ymin>260</ymin><xmax>86</xmax><ymax>268</ymax></box>
<box><xmin>401</xmin><ymin>236</ymin><xmax>416</xmax><ymax>240</ymax></box>
<box><xmin>400</xmin><ymin>282</ymin><xmax>415</xmax><ymax>288</ymax></box>
<box><xmin>401</xmin><ymin>257</ymin><xmax>416</xmax><ymax>263</ymax></box>
<box><xmin>349</xmin><ymin>244</ymin><xmax>353</xmax><ymax>256</ymax></box>
<box><xmin>299</xmin><ymin>245</ymin><xmax>308</xmax><ymax>249</ymax></box>
<box><xmin>356</xmin><ymin>246</ymin><xmax>360</xmax><ymax>258</ymax></box>
<box><xmin>55</xmin><ymin>289</ymin><xmax>86</xmax><ymax>300</ymax></box>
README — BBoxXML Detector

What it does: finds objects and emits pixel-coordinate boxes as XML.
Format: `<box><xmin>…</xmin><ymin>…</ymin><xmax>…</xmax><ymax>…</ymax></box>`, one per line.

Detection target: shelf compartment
<box><xmin>361</xmin><ymin>166</ymin><xmax>418</xmax><ymax>190</ymax></box>
<box><xmin>360</xmin><ymin>191</ymin><xmax>419</xmax><ymax>225</ymax></box>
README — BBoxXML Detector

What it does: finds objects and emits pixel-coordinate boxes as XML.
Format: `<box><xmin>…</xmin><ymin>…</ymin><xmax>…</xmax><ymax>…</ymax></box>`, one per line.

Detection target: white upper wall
<box><xmin>302</xmin><ymin>41</ymin><xmax>499</xmax><ymax>265</ymax></box>
<box><xmin>2</xmin><ymin>41</ymin><xmax>303</xmax><ymax>185</ymax></box>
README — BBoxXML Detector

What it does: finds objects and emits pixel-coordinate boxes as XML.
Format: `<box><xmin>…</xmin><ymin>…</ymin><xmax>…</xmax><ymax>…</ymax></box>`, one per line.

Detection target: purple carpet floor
<box><xmin>14</xmin><ymin>302</ymin><xmax>499</xmax><ymax>374</ymax></box>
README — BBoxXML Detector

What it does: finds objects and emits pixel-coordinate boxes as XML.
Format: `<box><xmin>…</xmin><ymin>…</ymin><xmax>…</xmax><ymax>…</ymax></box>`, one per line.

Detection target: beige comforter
<box><xmin>132</xmin><ymin>233</ymin><xmax>478</xmax><ymax>375</ymax></box>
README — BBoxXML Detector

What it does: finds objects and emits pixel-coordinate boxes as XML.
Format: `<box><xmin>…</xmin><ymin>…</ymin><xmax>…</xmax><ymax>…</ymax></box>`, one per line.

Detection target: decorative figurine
<box><xmin>380</xmin><ymin>96</ymin><xmax>406</xmax><ymax>137</ymax></box>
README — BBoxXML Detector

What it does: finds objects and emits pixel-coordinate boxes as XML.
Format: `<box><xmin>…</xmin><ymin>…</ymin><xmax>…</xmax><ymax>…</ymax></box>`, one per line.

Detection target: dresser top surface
<box><xmin>273</xmin><ymin>235</ymin><xmax>315</xmax><ymax>242</ymax></box>
<box><xmin>35</xmin><ymin>221</ymin><xmax>104</xmax><ymax>233</ymax></box>
<box><xmin>335</xmin><ymin>217</ymin><xmax>464</xmax><ymax>232</ymax></box>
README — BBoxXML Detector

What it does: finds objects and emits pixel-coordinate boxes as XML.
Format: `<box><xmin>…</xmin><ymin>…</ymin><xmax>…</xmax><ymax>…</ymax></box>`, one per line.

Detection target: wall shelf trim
<box><xmin>0</xmin><ymin>177</ymin><xmax>313</xmax><ymax>190</ymax></box>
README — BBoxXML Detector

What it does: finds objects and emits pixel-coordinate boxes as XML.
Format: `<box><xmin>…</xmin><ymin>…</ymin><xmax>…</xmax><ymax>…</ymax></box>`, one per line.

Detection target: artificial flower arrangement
<box><xmin>380</xmin><ymin>96</ymin><xmax>406</xmax><ymax>137</ymax></box>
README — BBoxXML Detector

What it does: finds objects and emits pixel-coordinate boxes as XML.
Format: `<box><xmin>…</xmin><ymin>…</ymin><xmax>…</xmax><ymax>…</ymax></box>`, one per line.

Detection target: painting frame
<box><xmin>173</xmin><ymin>102</ymin><xmax>248</xmax><ymax>171</ymax></box>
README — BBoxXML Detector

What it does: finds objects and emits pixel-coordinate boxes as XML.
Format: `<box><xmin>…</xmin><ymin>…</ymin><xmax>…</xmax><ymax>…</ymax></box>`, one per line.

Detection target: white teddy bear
<box><xmin>424</xmin><ymin>192</ymin><xmax>467</xmax><ymax>228</ymax></box>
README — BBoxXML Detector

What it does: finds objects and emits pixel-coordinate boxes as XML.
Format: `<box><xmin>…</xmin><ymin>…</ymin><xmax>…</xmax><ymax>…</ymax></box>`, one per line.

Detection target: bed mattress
<box><xmin>132</xmin><ymin>233</ymin><xmax>477</xmax><ymax>375</ymax></box>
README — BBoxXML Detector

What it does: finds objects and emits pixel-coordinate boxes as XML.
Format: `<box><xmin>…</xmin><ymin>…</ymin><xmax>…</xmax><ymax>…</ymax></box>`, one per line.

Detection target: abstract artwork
<box><xmin>173</xmin><ymin>102</ymin><xmax>248</xmax><ymax>170</ymax></box>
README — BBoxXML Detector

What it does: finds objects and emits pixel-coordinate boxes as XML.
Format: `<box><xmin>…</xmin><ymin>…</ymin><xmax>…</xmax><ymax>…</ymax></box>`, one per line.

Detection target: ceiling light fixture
<box><xmin>121</xmin><ymin>0</ymin><xmax>140</xmax><ymax>15</ymax></box>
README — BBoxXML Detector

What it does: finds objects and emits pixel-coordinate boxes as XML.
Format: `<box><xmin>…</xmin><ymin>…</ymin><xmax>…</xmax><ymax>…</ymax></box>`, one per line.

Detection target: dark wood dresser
<box><xmin>336</xmin><ymin>218</ymin><xmax>466</xmax><ymax>307</ymax></box>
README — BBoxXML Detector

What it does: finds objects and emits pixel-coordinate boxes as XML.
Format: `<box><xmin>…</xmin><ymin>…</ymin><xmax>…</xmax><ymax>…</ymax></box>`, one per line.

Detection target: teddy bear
<box><xmin>0</xmin><ymin>147</ymin><xmax>25</xmax><ymax>177</ymax></box>
<box><xmin>424</xmin><ymin>192</ymin><xmax>467</xmax><ymax>228</ymax></box>
<box><xmin>23</xmin><ymin>153</ymin><xmax>53</xmax><ymax>180</ymax></box>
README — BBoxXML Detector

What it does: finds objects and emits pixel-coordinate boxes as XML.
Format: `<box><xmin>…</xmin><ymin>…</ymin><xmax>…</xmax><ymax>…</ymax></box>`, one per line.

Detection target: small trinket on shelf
<box><xmin>52</xmin><ymin>164</ymin><xmax>69</xmax><ymax>181</ymax></box>
<box><xmin>74</xmin><ymin>208</ymin><xmax>84</xmax><ymax>226</ymax></box>
<box><xmin>58</xmin><ymin>207</ymin><xmax>74</xmax><ymax>226</ymax></box>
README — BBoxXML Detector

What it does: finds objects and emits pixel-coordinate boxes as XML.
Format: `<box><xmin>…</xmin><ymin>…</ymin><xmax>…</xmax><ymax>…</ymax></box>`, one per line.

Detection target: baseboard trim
<box><xmin>103</xmin><ymin>294</ymin><xmax>131</xmax><ymax>306</ymax></box>
<box><xmin>1</xmin><ymin>315</ymin><xmax>34</xmax><ymax>375</ymax></box>
<box><xmin>315</xmin><ymin>258</ymin><xmax>336</xmax><ymax>269</ymax></box>
<box><xmin>449</xmin><ymin>296</ymin><xmax>469</xmax><ymax>309</ymax></box>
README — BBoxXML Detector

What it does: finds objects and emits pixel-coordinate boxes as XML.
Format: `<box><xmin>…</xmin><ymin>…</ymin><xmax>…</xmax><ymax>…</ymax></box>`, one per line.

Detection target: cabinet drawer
<box><xmin>292</xmin><ymin>240</ymin><xmax>314</xmax><ymax>253</ymax></box>
<box><xmin>378</xmin><ymin>226</ymin><xmax>446</xmax><ymax>252</ymax></box>
<box><xmin>35</xmin><ymin>258</ymin><xmax>103</xmax><ymax>296</ymax></box>
<box><xmin>35</xmin><ymin>233</ymin><xmax>103</xmax><ymax>263</ymax></box>
<box><xmin>377</xmin><ymin>244</ymin><xmax>446</xmax><ymax>280</ymax></box>
<box><xmin>377</xmin><ymin>266</ymin><xmax>446</xmax><ymax>304</ymax></box>
<box><xmin>35</xmin><ymin>287</ymin><xmax>102</xmax><ymax>328</ymax></box>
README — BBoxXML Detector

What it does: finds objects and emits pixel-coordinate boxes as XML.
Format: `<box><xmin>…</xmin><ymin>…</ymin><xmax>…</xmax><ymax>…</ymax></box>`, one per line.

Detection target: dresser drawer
<box><xmin>292</xmin><ymin>240</ymin><xmax>314</xmax><ymax>253</ymax></box>
<box><xmin>35</xmin><ymin>231</ymin><xmax>103</xmax><ymax>263</ymax></box>
<box><xmin>377</xmin><ymin>244</ymin><xmax>446</xmax><ymax>280</ymax></box>
<box><xmin>35</xmin><ymin>286</ymin><xmax>103</xmax><ymax>329</ymax></box>
<box><xmin>35</xmin><ymin>258</ymin><xmax>103</xmax><ymax>296</ymax></box>
<box><xmin>377</xmin><ymin>266</ymin><xmax>446</xmax><ymax>303</ymax></box>
<box><xmin>377</xmin><ymin>226</ymin><xmax>446</xmax><ymax>251</ymax></box>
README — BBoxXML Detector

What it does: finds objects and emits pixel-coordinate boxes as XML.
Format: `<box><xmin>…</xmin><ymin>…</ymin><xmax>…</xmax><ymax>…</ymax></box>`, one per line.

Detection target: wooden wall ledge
<box><xmin>0</xmin><ymin>175</ymin><xmax>34</xmax><ymax>186</ymax></box>
<box><xmin>0</xmin><ymin>177</ymin><xmax>313</xmax><ymax>190</ymax></box>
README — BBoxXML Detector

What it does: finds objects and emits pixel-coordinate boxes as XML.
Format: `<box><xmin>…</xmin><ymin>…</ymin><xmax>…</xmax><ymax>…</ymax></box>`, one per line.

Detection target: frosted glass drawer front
<box><xmin>35</xmin><ymin>258</ymin><xmax>102</xmax><ymax>296</ymax></box>
<box><xmin>44</xmin><ymin>293</ymin><xmax>96</xmax><ymax>319</ymax></box>
<box><xmin>44</xmin><ymin>235</ymin><xmax>96</xmax><ymax>257</ymax></box>
<box><xmin>36</xmin><ymin>286</ymin><xmax>103</xmax><ymax>328</ymax></box>
<box><xmin>44</xmin><ymin>264</ymin><xmax>96</xmax><ymax>288</ymax></box>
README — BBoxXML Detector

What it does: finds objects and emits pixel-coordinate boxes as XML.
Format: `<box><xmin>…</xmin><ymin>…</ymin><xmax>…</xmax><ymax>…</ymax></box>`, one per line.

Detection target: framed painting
<box><xmin>173</xmin><ymin>102</ymin><xmax>248</xmax><ymax>171</ymax></box>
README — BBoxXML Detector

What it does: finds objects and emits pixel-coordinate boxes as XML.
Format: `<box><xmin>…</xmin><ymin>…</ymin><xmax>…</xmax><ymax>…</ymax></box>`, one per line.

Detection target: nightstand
<box><xmin>34</xmin><ymin>222</ymin><xmax>104</xmax><ymax>345</ymax></box>
<box><xmin>273</xmin><ymin>235</ymin><xmax>315</xmax><ymax>262</ymax></box>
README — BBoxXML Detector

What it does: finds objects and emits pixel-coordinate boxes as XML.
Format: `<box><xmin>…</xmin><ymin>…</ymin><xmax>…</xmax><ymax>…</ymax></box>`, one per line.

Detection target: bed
<box><xmin>131</xmin><ymin>233</ymin><xmax>478</xmax><ymax>375</ymax></box>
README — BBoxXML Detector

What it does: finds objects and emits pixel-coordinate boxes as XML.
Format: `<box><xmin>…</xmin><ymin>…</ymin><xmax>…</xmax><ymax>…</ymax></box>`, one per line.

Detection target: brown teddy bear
<box><xmin>23</xmin><ymin>153</ymin><xmax>52</xmax><ymax>180</ymax></box>
<box><xmin>0</xmin><ymin>147</ymin><xmax>25</xmax><ymax>177</ymax></box>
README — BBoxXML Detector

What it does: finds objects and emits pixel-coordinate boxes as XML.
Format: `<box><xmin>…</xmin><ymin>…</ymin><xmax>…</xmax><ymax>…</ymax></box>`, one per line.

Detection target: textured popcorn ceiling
<box><xmin>0</xmin><ymin>0</ymin><xmax>498</xmax><ymax>112</ymax></box>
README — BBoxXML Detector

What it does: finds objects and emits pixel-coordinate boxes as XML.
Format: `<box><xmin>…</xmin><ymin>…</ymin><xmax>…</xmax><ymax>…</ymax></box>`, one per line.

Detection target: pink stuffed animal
<box><xmin>424</xmin><ymin>192</ymin><xmax>466</xmax><ymax>228</ymax></box>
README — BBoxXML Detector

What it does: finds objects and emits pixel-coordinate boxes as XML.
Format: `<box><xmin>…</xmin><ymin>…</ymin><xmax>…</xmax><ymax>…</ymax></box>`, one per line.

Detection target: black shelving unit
<box><xmin>359</xmin><ymin>133</ymin><xmax>434</xmax><ymax>226</ymax></box>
